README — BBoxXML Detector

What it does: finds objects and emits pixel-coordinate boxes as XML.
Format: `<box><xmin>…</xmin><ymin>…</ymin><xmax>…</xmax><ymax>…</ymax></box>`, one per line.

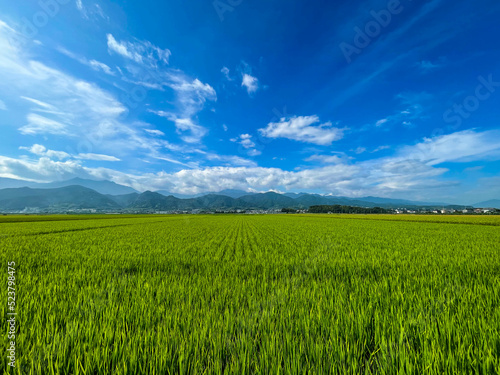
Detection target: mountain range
<box><xmin>0</xmin><ymin>177</ymin><xmax>138</xmax><ymax>195</ymax></box>
<box><xmin>472</xmin><ymin>200</ymin><xmax>500</xmax><ymax>209</ymax></box>
<box><xmin>0</xmin><ymin>178</ymin><xmax>489</xmax><ymax>213</ymax></box>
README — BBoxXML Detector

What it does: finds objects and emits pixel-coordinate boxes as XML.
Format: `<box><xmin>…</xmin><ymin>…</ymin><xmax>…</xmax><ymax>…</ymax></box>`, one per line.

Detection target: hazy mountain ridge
<box><xmin>0</xmin><ymin>177</ymin><xmax>138</xmax><ymax>195</ymax></box>
<box><xmin>0</xmin><ymin>180</ymin><xmax>483</xmax><ymax>212</ymax></box>
<box><xmin>0</xmin><ymin>186</ymin><xmax>121</xmax><ymax>211</ymax></box>
<box><xmin>473</xmin><ymin>200</ymin><xmax>500</xmax><ymax>209</ymax></box>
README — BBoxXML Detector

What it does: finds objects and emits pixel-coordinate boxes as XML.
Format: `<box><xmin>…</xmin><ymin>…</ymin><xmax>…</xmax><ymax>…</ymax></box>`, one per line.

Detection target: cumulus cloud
<box><xmin>241</xmin><ymin>73</ymin><xmax>259</xmax><ymax>95</ymax></box>
<box><xmin>0</xmin><ymin>155</ymin><xmax>84</xmax><ymax>182</ymax></box>
<box><xmin>19</xmin><ymin>144</ymin><xmax>70</xmax><ymax>160</ymax></box>
<box><xmin>259</xmin><ymin>116</ymin><xmax>344</xmax><ymax>145</ymax></box>
<box><xmin>230</xmin><ymin>134</ymin><xmax>261</xmax><ymax>156</ymax></box>
<box><xmin>5</xmin><ymin>129</ymin><xmax>498</xmax><ymax>199</ymax></box>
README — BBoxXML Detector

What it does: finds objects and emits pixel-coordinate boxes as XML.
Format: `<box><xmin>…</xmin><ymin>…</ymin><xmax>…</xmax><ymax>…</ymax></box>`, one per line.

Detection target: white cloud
<box><xmin>372</xmin><ymin>92</ymin><xmax>433</xmax><ymax>130</ymax></box>
<box><xmin>20</xmin><ymin>114</ymin><xmax>69</xmax><ymax>135</ymax></box>
<box><xmin>3</xmin><ymin>129</ymin><xmax>500</xmax><ymax>199</ymax></box>
<box><xmin>19</xmin><ymin>144</ymin><xmax>70</xmax><ymax>160</ymax></box>
<box><xmin>146</xmin><ymin>76</ymin><xmax>216</xmax><ymax>143</ymax></box>
<box><xmin>167</xmin><ymin>78</ymin><xmax>217</xmax><ymax>116</ymax></box>
<box><xmin>76</xmin><ymin>0</ymin><xmax>108</xmax><ymax>21</ymax></box>
<box><xmin>0</xmin><ymin>20</ymin><xmax>179</xmax><ymax>165</ymax></box>
<box><xmin>19</xmin><ymin>144</ymin><xmax>119</xmax><ymax>162</ymax></box>
<box><xmin>415</xmin><ymin>59</ymin><xmax>445</xmax><ymax>73</ymax></box>
<box><xmin>88</xmin><ymin>59</ymin><xmax>114</xmax><ymax>75</ymax></box>
<box><xmin>221</xmin><ymin>67</ymin><xmax>233</xmax><ymax>81</ymax></box>
<box><xmin>106</xmin><ymin>34</ymin><xmax>171</xmax><ymax>67</ymax></box>
<box><xmin>107</xmin><ymin>34</ymin><xmax>141</xmax><ymax>63</ymax></box>
<box><xmin>172</xmin><ymin>118</ymin><xmax>208</xmax><ymax>144</ymax></box>
<box><xmin>398</xmin><ymin>129</ymin><xmax>500</xmax><ymax>166</ymax></box>
<box><xmin>372</xmin><ymin>145</ymin><xmax>390</xmax><ymax>153</ymax></box>
<box><xmin>241</xmin><ymin>73</ymin><xmax>259</xmax><ymax>95</ymax></box>
<box><xmin>230</xmin><ymin>134</ymin><xmax>261</xmax><ymax>156</ymax></box>
<box><xmin>0</xmin><ymin>19</ymin><xmax>250</xmax><ymax>174</ymax></box>
<box><xmin>0</xmin><ymin>99</ymin><xmax>6</xmax><ymax>110</ymax></box>
<box><xmin>77</xmin><ymin>153</ymin><xmax>120</xmax><ymax>161</ymax></box>
<box><xmin>149</xmin><ymin>111</ymin><xmax>208</xmax><ymax>143</ymax></box>
<box><xmin>145</xmin><ymin>129</ymin><xmax>165</xmax><ymax>137</ymax></box>
<box><xmin>305</xmin><ymin>154</ymin><xmax>346</xmax><ymax>164</ymax></box>
<box><xmin>103</xmin><ymin>33</ymin><xmax>215</xmax><ymax>145</ymax></box>
<box><xmin>259</xmin><ymin>116</ymin><xmax>344</xmax><ymax>145</ymax></box>
<box><xmin>0</xmin><ymin>155</ymin><xmax>84</xmax><ymax>182</ymax></box>
<box><xmin>20</xmin><ymin>96</ymin><xmax>54</xmax><ymax>109</ymax></box>
<box><xmin>238</xmin><ymin>134</ymin><xmax>255</xmax><ymax>148</ymax></box>
<box><xmin>58</xmin><ymin>47</ymin><xmax>115</xmax><ymax>76</ymax></box>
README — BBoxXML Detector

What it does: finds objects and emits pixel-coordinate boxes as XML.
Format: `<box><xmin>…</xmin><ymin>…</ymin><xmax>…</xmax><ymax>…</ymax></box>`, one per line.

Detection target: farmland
<box><xmin>1</xmin><ymin>214</ymin><xmax>499</xmax><ymax>374</ymax></box>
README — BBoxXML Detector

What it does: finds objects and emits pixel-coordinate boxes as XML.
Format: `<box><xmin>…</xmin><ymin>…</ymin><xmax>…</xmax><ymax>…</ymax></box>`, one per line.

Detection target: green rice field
<box><xmin>1</xmin><ymin>214</ymin><xmax>499</xmax><ymax>374</ymax></box>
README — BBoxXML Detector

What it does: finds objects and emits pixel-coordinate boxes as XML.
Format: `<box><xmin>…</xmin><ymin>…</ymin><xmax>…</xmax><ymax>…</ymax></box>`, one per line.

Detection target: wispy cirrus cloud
<box><xmin>106</xmin><ymin>32</ymin><xmax>216</xmax><ymax>145</ymax></box>
<box><xmin>106</xmin><ymin>34</ymin><xmax>171</xmax><ymax>67</ymax></box>
<box><xmin>76</xmin><ymin>153</ymin><xmax>120</xmax><ymax>161</ymax></box>
<box><xmin>305</xmin><ymin>153</ymin><xmax>349</xmax><ymax>165</ymax></box>
<box><xmin>57</xmin><ymin>46</ymin><xmax>115</xmax><ymax>75</ymax></box>
<box><xmin>221</xmin><ymin>66</ymin><xmax>233</xmax><ymax>81</ymax></box>
<box><xmin>148</xmin><ymin>110</ymin><xmax>209</xmax><ymax>144</ymax></box>
<box><xmin>144</xmin><ymin>129</ymin><xmax>165</xmax><ymax>137</ymax></box>
<box><xmin>0</xmin><ymin>19</ymin><xmax>180</xmax><ymax>165</ymax></box>
<box><xmin>19</xmin><ymin>144</ymin><xmax>120</xmax><ymax>162</ymax></box>
<box><xmin>20</xmin><ymin>114</ymin><xmax>69</xmax><ymax>135</ymax></box>
<box><xmin>373</xmin><ymin>91</ymin><xmax>433</xmax><ymax>129</ymax></box>
<box><xmin>414</xmin><ymin>58</ymin><xmax>446</xmax><ymax>73</ymax></box>
<box><xmin>76</xmin><ymin>0</ymin><xmax>107</xmax><ymax>20</ymax></box>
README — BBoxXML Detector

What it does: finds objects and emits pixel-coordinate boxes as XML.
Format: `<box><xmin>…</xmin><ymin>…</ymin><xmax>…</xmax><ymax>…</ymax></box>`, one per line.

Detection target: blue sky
<box><xmin>0</xmin><ymin>0</ymin><xmax>499</xmax><ymax>204</ymax></box>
